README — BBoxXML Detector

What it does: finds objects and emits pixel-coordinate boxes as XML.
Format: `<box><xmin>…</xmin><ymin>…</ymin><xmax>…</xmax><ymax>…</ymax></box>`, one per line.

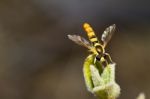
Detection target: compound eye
<box><xmin>96</xmin><ymin>55</ymin><xmax>101</xmax><ymax>61</ymax></box>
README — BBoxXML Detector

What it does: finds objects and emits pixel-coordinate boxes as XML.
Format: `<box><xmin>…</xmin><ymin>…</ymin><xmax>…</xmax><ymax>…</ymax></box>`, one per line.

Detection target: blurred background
<box><xmin>0</xmin><ymin>0</ymin><xmax>149</xmax><ymax>99</ymax></box>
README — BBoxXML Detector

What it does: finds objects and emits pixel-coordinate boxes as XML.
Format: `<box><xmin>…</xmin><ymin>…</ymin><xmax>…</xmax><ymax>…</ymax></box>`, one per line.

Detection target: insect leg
<box><xmin>95</xmin><ymin>55</ymin><xmax>107</xmax><ymax>67</ymax></box>
<box><xmin>103</xmin><ymin>53</ymin><xmax>113</xmax><ymax>64</ymax></box>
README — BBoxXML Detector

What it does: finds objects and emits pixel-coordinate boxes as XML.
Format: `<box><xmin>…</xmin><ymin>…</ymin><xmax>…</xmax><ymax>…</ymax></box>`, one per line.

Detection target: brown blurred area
<box><xmin>0</xmin><ymin>0</ymin><xmax>149</xmax><ymax>99</ymax></box>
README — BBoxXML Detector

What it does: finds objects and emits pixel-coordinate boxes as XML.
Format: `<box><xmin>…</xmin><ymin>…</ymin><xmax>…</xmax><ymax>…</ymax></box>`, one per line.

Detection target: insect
<box><xmin>68</xmin><ymin>23</ymin><xmax>116</xmax><ymax>65</ymax></box>
<box><xmin>68</xmin><ymin>23</ymin><xmax>120</xmax><ymax>99</ymax></box>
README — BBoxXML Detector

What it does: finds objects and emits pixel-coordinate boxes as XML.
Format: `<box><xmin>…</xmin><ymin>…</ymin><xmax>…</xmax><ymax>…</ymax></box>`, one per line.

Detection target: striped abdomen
<box><xmin>83</xmin><ymin>23</ymin><xmax>104</xmax><ymax>54</ymax></box>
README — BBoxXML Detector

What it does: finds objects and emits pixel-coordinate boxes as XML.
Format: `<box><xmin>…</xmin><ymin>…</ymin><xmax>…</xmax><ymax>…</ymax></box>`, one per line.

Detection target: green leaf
<box><xmin>83</xmin><ymin>54</ymin><xmax>95</xmax><ymax>92</ymax></box>
<box><xmin>83</xmin><ymin>55</ymin><xmax>120</xmax><ymax>99</ymax></box>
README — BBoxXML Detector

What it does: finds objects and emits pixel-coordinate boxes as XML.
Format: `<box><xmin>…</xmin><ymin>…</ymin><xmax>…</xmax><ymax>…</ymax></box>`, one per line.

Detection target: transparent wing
<box><xmin>101</xmin><ymin>24</ymin><xmax>116</xmax><ymax>47</ymax></box>
<box><xmin>68</xmin><ymin>34</ymin><xmax>92</xmax><ymax>49</ymax></box>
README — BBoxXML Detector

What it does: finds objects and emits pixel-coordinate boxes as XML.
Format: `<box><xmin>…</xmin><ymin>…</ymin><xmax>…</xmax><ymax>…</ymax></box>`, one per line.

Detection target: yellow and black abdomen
<box><xmin>83</xmin><ymin>23</ymin><xmax>104</xmax><ymax>54</ymax></box>
<box><xmin>83</xmin><ymin>23</ymin><xmax>97</xmax><ymax>43</ymax></box>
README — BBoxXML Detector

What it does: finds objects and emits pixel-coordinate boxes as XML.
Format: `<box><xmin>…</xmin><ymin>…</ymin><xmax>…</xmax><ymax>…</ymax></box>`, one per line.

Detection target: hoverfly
<box><xmin>68</xmin><ymin>23</ymin><xmax>116</xmax><ymax>65</ymax></box>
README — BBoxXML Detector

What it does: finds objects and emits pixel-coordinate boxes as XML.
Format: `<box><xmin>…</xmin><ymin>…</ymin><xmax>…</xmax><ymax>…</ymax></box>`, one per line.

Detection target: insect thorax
<box><xmin>95</xmin><ymin>44</ymin><xmax>105</xmax><ymax>55</ymax></box>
